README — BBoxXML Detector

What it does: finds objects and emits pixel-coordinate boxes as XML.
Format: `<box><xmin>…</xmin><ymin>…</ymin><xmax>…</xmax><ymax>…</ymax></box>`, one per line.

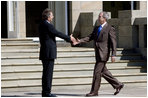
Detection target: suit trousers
<box><xmin>41</xmin><ymin>59</ymin><xmax>54</xmax><ymax>94</ymax></box>
<box><xmin>90</xmin><ymin>61</ymin><xmax>121</xmax><ymax>93</ymax></box>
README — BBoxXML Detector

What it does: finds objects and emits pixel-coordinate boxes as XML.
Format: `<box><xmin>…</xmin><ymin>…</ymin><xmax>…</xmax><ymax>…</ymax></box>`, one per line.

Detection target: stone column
<box><xmin>7</xmin><ymin>1</ymin><xmax>16</xmax><ymax>38</ymax></box>
<box><xmin>48</xmin><ymin>1</ymin><xmax>68</xmax><ymax>41</ymax></box>
<box><xmin>16</xmin><ymin>1</ymin><xmax>26</xmax><ymax>38</ymax></box>
<box><xmin>55</xmin><ymin>1</ymin><xmax>66</xmax><ymax>34</ymax></box>
<box><xmin>7</xmin><ymin>1</ymin><xmax>26</xmax><ymax>38</ymax></box>
<box><xmin>139</xmin><ymin>1</ymin><xmax>147</xmax><ymax>11</ymax></box>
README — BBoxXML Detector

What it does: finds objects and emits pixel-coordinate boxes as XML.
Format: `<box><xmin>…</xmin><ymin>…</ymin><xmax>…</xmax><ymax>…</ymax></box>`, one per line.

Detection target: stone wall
<box><xmin>108</xmin><ymin>1</ymin><xmax>147</xmax><ymax>59</ymax></box>
<box><xmin>69</xmin><ymin>1</ymin><xmax>102</xmax><ymax>47</ymax></box>
<box><xmin>108</xmin><ymin>1</ymin><xmax>147</xmax><ymax>49</ymax></box>
<box><xmin>108</xmin><ymin>18</ymin><xmax>119</xmax><ymax>47</ymax></box>
<box><xmin>134</xmin><ymin>18</ymin><xmax>147</xmax><ymax>59</ymax></box>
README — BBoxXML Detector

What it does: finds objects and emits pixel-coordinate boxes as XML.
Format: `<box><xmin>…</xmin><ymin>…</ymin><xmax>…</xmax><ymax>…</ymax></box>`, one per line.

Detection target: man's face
<box><xmin>98</xmin><ymin>12</ymin><xmax>106</xmax><ymax>24</ymax></box>
<box><xmin>48</xmin><ymin>12</ymin><xmax>54</xmax><ymax>22</ymax></box>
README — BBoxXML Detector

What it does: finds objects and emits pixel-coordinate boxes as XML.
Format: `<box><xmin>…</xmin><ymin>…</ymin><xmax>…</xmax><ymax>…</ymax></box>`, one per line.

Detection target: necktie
<box><xmin>97</xmin><ymin>25</ymin><xmax>102</xmax><ymax>38</ymax></box>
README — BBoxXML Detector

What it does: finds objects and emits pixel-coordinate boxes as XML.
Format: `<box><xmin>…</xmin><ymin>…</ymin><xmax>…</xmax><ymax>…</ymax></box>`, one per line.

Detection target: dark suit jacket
<box><xmin>39</xmin><ymin>20</ymin><xmax>71</xmax><ymax>60</ymax></box>
<box><xmin>80</xmin><ymin>23</ymin><xmax>116</xmax><ymax>61</ymax></box>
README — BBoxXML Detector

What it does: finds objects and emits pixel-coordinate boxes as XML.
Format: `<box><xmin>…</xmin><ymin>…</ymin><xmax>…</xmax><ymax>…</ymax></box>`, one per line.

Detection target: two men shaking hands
<box><xmin>39</xmin><ymin>8</ymin><xmax>124</xmax><ymax>97</ymax></box>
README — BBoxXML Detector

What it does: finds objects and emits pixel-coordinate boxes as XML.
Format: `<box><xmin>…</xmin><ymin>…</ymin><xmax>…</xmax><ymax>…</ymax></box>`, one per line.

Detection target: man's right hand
<box><xmin>111</xmin><ymin>56</ymin><xmax>116</xmax><ymax>63</ymax></box>
<box><xmin>73</xmin><ymin>38</ymin><xmax>80</xmax><ymax>45</ymax></box>
<box><xmin>70</xmin><ymin>34</ymin><xmax>80</xmax><ymax>45</ymax></box>
<box><xmin>70</xmin><ymin>34</ymin><xmax>76</xmax><ymax>43</ymax></box>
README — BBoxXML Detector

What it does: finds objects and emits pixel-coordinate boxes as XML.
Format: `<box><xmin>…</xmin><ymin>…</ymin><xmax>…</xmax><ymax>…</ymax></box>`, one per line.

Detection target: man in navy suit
<box><xmin>39</xmin><ymin>8</ymin><xmax>75</xmax><ymax>97</ymax></box>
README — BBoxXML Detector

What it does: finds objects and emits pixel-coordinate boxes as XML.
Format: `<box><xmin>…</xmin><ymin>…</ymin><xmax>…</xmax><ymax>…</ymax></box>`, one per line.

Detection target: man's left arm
<box><xmin>109</xmin><ymin>27</ymin><xmax>117</xmax><ymax>62</ymax></box>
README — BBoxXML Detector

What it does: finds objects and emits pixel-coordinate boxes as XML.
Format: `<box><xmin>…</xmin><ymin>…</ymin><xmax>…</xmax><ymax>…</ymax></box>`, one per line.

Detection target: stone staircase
<box><xmin>1</xmin><ymin>38</ymin><xmax>147</xmax><ymax>93</ymax></box>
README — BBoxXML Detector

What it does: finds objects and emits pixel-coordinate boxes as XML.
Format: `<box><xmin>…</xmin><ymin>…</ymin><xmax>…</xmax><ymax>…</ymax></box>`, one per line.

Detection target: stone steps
<box><xmin>1</xmin><ymin>60</ymin><xmax>146</xmax><ymax>67</ymax></box>
<box><xmin>1</xmin><ymin>62</ymin><xmax>146</xmax><ymax>68</ymax></box>
<box><xmin>1</xmin><ymin>38</ymin><xmax>33</xmax><ymax>43</ymax></box>
<box><xmin>1</xmin><ymin>43</ymin><xmax>39</xmax><ymax>49</ymax></box>
<box><xmin>2</xmin><ymin>74</ymin><xmax>146</xmax><ymax>88</ymax></box>
<box><xmin>2</xmin><ymin>58</ymin><xmax>144</xmax><ymax>65</ymax></box>
<box><xmin>2</xmin><ymin>60</ymin><xmax>146</xmax><ymax>67</ymax></box>
<box><xmin>1</xmin><ymin>69</ymin><xmax>143</xmax><ymax>83</ymax></box>
<box><xmin>2</xmin><ymin>82</ymin><xmax>147</xmax><ymax>94</ymax></box>
<box><xmin>1</xmin><ymin>47</ymin><xmax>135</xmax><ymax>52</ymax></box>
<box><xmin>1</xmin><ymin>56</ymin><xmax>145</xmax><ymax>64</ymax></box>
<box><xmin>1</xmin><ymin>65</ymin><xmax>142</xmax><ymax>74</ymax></box>
<box><xmin>1</xmin><ymin>52</ymin><xmax>141</xmax><ymax>57</ymax></box>
<box><xmin>1</xmin><ymin>39</ymin><xmax>147</xmax><ymax>92</ymax></box>
<box><xmin>2</xmin><ymin>70</ymin><xmax>146</xmax><ymax>80</ymax></box>
<box><xmin>1</xmin><ymin>52</ymin><xmax>142</xmax><ymax>58</ymax></box>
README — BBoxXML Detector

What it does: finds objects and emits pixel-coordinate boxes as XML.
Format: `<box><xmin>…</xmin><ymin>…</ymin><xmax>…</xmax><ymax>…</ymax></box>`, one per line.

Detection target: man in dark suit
<box><xmin>73</xmin><ymin>12</ymin><xmax>124</xmax><ymax>96</ymax></box>
<box><xmin>39</xmin><ymin>8</ymin><xmax>75</xmax><ymax>97</ymax></box>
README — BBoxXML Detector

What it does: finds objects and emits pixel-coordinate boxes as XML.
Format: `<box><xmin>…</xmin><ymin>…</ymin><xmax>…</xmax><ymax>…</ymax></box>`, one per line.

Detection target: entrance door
<box><xmin>1</xmin><ymin>1</ymin><xmax>7</xmax><ymax>38</ymax></box>
<box><xmin>25</xmin><ymin>1</ymin><xmax>69</xmax><ymax>37</ymax></box>
<box><xmin>25</xmin><ymin>1</ymin><xmax>48</xmax><ymax>37</ymax></box>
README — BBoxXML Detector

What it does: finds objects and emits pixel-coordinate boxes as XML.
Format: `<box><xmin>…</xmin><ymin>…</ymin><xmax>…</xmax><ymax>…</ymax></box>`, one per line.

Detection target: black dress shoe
<box><xmin>42</xmin><ymin>93</ymin><xmax>57</xmax><ymax>97</ymax></box>
<box><xmin>114</xmin><ymin>83</ymin><xmax>124</xmax><ymax>95</ymax></box>
<box><xmin>86</xmin><ymin>93</ymin><xmax>98</xmax><ymax>97</ymax></box>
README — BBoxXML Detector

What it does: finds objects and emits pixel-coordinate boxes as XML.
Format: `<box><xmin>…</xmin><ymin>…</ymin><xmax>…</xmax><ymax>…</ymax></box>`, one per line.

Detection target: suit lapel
<box><xmin>94</xmin><ymin>26</ymin><xmax>99</xmax><ymax>40</ymax></box>
<box><xmin>97</xmin><ymin>23</ymin><xmax>108</xmax><ymax>41</ymax></box>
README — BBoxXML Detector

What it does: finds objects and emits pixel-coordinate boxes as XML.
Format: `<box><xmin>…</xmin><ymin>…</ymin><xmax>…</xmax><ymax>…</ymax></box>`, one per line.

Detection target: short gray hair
<box><xmin>42</xmin><ymin>8</ymin><xmax>52</xmax><ymax>20</ymax></box>
<box><xmin>101</xmin><ymin>12</ymin><xmax>109</xmax><ymax>20</ymax></box>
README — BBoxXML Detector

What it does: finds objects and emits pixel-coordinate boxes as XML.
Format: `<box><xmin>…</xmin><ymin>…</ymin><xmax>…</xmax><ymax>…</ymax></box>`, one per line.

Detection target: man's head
<box><xmin>42</xmin><ymin>8</ymin><xmax>54</xmax><ymax>22</ymax></box>
<box><xmin>98</xmin><ymin>12</ymin><xmax>109</xmax><ymax>24</ymax></box>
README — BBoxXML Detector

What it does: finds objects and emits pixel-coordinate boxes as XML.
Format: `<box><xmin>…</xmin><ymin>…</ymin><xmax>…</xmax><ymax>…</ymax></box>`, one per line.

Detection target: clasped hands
<box><xmin>70</xmin><ymin>34</ymin><xmax>80</xmax><ymax>45</ymax></box>
<box><xmin>70</xmin><ymin>34</ymin><xmax>115</xmax><ymax>63</ymax></box>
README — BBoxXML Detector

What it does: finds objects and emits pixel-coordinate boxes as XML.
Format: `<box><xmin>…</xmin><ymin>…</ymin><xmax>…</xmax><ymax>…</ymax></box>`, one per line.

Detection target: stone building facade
<box><xmin>1</xmin><ymin>1</ymin><xmax>147</xmax><ymax>58</ymax></box>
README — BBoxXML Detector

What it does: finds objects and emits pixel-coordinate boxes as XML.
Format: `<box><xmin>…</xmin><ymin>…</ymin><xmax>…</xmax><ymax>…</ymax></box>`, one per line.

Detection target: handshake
<box><xmin>70</xmin><ymin>34</ymin><xmax>80</xmax><ymax>45</ymax></box>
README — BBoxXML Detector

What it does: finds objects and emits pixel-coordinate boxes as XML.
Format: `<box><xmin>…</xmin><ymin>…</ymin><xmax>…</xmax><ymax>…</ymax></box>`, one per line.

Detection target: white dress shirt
<box><xmin>101</xmin><ymin>22</ymin><xmax>107</xmax><ymax>28</ymax></box>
